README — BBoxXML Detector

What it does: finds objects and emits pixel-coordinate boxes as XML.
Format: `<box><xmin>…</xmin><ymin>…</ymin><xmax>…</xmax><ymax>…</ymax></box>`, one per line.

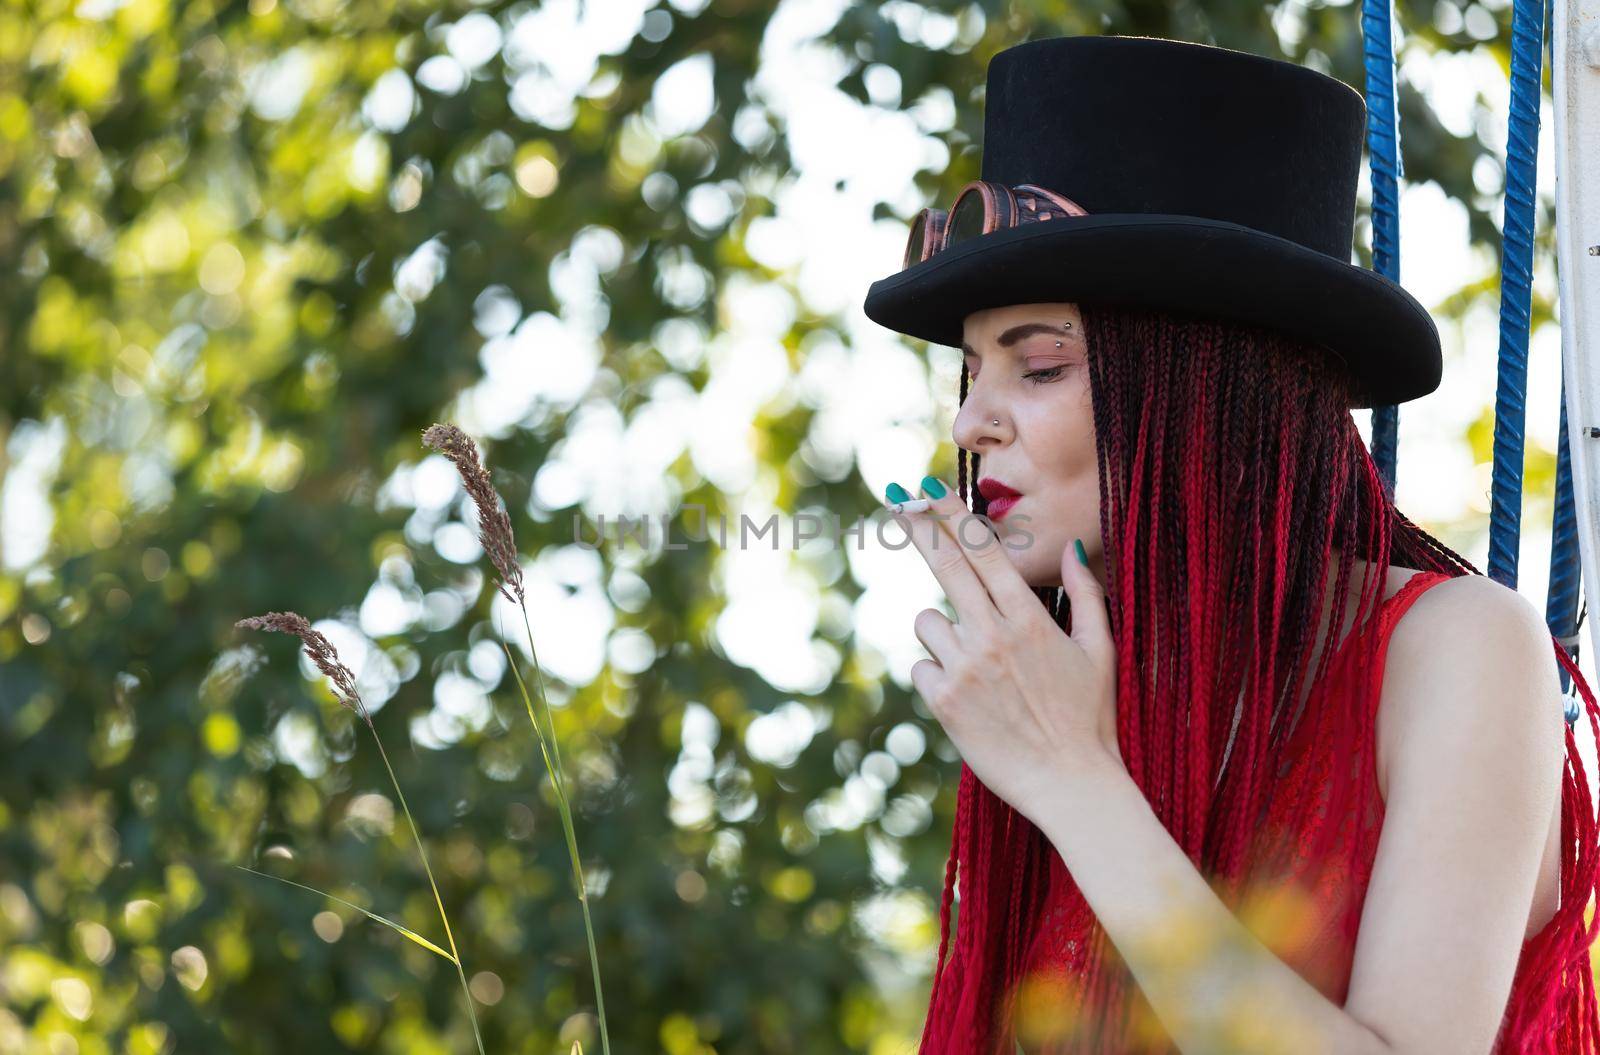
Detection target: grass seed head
<box><xmin>235</xmin><ymin>611</ymin><xmax>369</xmax><ymax>723</ymax></box>
<box><xmin>421</xmin><ymin>423</ymin><xmax>525</xmax><ymax>605</ymax></box>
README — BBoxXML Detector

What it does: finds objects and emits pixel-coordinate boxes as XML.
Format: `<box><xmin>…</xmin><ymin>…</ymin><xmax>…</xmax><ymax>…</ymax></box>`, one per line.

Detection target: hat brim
<box><xmin>861</xmin><ymin>214</ymin><xmax>1441</xmax><ymax>409</ymax></box>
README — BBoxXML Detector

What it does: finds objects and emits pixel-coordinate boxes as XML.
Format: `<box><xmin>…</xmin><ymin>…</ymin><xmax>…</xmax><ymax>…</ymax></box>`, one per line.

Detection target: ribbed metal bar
<box><xmin>1548</xmin><ymin>379</ymin><xmax>1584</xmax><ymax>718</ymax></box>
<box><xmin>1362</xmin><ymin>0</ymin><xmax>1403</xmax><ymax>498</ymax></box>
<box><xmin>1487</xmin><ymin>0</ymin><xmax>1547</xmax><ymax>589</ymax></box>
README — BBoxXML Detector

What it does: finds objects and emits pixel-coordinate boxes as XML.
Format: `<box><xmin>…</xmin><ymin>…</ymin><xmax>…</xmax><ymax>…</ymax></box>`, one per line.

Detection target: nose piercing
<box><xmin>992</xmin><ymin>418</ymin><xmax>1000</xmax><ymax>426</ymax></box>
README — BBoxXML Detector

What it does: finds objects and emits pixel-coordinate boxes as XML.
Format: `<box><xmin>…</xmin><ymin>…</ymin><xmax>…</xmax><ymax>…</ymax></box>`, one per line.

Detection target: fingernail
<box><xmin>886</xmin><ymin>482</ymin><xmax>911</xmax><ymax>504</ymax></box>
<box><xmin>920</xmin><ymin>476</ymin><xmax>947</xmax><ymax>499</ymax></box>
<box><xmin>1075</xmin><ymin>538</ymin><xmax>1089</xmax><ymax>567</ymax></box>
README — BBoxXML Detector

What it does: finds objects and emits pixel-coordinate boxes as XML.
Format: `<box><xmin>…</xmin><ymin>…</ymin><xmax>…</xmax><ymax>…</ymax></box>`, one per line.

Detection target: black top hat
<box><xmin>861</xmin><ymin>34</ymin><xmax>1442</xmax><ymax>409</ymax></box>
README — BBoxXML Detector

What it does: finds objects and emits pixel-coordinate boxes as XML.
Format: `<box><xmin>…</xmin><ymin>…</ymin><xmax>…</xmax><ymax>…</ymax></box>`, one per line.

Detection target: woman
<box><xmin>862</xmin><ymin>35</ymin><xmax>1600</xmax><ymax>1054</ymax></box>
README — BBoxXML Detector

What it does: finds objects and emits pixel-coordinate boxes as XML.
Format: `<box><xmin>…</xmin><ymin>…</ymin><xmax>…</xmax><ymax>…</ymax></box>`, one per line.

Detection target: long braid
<box><xmin>918</xmin><ymin>760</ymin><xmax>972</xmax><ymax>1052</ymax></box>
<box><xmin>918</xmin><ymin>361</ymin><xmax>979</xmax><ymax>1050</ymax></box>
<box><xmin>958</xmin><ymin>361</ymin><xmax>977</xmax><ymax>519</ymax></box>
<box><xmin>1144</xmin><ymin>313</ymin><xmax>1176</xmax><ymax>825</ymax></box>
<box><xmin>1186</xmin><ymin>319</ymin><xmax>1228</xmax><ymax>852</ymax></box>
<box><xmin>1494</xmin><ymin>640</ymin><xmax>1600</xmax><ymax>1050</ymax></box>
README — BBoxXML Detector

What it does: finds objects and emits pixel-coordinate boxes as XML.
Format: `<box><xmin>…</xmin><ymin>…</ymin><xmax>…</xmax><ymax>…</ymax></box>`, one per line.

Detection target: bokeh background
<box><xmin>4</xmin><ymin>0</ymin><xmax>1595</xmax><ymax>1051</ymax></box>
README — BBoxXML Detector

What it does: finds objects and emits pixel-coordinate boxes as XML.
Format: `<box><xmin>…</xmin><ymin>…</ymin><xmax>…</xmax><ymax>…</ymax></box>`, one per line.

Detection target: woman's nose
<box><xmin>953</xmin><ymin>387</ymin><xmax>1008</xmax><ymax>451</ymax></box>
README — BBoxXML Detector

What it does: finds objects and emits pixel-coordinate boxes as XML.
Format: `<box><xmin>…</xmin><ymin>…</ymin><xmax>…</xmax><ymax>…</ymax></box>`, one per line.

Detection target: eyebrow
<box><xmin>960</xmin><ymin>322</ymin><xmax>1071</xmax><ymax>358</ymax></box>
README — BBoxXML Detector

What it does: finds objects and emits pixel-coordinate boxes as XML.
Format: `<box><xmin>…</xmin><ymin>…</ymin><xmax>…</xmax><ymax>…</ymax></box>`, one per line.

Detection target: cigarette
<box><xmin>886</xmin><ymin>498</ymin><xmax>932</xmax><ymax>514</ymax></box>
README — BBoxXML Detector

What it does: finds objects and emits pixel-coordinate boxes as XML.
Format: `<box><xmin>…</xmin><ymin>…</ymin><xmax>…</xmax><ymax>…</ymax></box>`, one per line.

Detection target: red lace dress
<box><xmin>1009</xmin><ymin>569</ymin><xmax>1600</xmax><ymax>1052</ymax></box>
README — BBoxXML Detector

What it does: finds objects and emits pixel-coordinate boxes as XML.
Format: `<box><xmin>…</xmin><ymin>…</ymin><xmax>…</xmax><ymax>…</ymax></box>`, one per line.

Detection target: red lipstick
<box><xmin>977</xmin><ymin>477</ymin><xmax>1023</xmax><ymax>521</ymax></box>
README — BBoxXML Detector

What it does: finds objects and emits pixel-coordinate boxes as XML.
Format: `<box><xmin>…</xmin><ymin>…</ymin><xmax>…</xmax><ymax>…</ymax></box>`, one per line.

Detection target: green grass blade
<box><xmin>231</xmin><ymin>864</ymin><xmax>456</xmax><ymax>963</ymax></box>
<box><xmin>500</xmin><ymin>641</ymin><xmax>569</xmax><ymax>810</ymax></box>
<box><xmin>502</xmin><ymin>611</ymin><xmax>611</xmax><ymax>1055</ymax></box>
<box><xmin>366</xmin><ymin>727</ymin><xmax>489</xmax><ymax>1055</ymax></box>
<box><xmin>519</xmin><ymin>604</ymin><xmax>568</xmax><ymax>790</ymax></box>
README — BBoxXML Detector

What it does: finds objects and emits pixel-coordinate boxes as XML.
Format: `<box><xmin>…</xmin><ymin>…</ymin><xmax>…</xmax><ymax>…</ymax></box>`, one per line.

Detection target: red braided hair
<box><xmin>921</xmin><ymin>301</ymin><xmax>1600</xmax><ymax>1052</ymax></box>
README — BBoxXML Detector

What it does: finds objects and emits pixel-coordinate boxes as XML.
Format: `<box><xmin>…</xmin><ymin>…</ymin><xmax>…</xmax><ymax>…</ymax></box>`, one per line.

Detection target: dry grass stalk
<box><xmin>421</xmin><ymin>422</ymin><xmax>611</xmax><ymax>1055</ymax></box>
<box><xmin>235</xmin><ymin>612</ymin><xmax>367</xmax><ymax>723</ymax></box>
<box><xmin>236</xmin><ymin>608</ymin><xmax>488</xmax><ymax>1055</ymax></box>
<box><xmin>422</xmin><ymin>423</ymin><xmax>525</xmax><ymax>605</ymax></box>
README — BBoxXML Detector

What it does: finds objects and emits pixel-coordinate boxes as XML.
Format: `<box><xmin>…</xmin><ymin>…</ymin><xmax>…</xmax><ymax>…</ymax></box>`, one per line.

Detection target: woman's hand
<box><xmin>889</xmin><ymin>476</ymin><xmax>1124</xmax><ymax>823</ymax></box>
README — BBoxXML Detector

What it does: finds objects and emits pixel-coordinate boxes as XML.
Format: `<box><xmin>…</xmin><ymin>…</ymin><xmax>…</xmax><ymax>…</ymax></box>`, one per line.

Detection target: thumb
<box><xmin>1062</xmin><ymin>537</ymin><xmax>1112</xmax><ymax>653</ymax></box>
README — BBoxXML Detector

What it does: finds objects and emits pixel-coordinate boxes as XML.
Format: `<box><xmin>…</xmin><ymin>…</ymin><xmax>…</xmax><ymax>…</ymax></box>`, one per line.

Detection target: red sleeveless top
<box><xmin>1010</xmin><ymin>569</ymin><xmax>1600</xmax><ymax>1052</ymax></box>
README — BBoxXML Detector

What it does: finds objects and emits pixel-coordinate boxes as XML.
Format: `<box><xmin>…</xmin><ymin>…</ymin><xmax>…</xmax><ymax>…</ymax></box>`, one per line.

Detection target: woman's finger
<box><xmin>909</xmin><ymin>658</ymin><xmax>949</xmax><ymax>716</ymax></box>
<box><xmin>915</xmin><ymin>476</ymin><xmax>1039</xmax><ymax>619</ymax></box>
<box><xmin>1060</xmin><ymin>534</ymin><xmax>1113</xmax><ymax>660</ymax></box>
<box><xmin>913</xmin><ymin>606</ymin><xmax>961</xmax><ymax>665</ymax></box>
<box><xmin>886</xmin><ymin>484</ymin><xmax>997</xmax><ymax>628</ymax></box>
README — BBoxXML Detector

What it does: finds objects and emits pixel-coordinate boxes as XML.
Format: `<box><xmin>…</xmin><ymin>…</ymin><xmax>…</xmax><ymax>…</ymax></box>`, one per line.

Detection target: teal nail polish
<box><xmin>920</xmin><ymin>476</ymin><xmax>946</xmax><ymax>499</ymax></box>
<box><xmin>886</xmin><ymin>482</ymin><xmax>911</xmax><ymax>504</ymax></box>
<box><xmin>1075</xmin><ymin>538</ymin><xmax>1089</xmax><ymax>567</ymax></box>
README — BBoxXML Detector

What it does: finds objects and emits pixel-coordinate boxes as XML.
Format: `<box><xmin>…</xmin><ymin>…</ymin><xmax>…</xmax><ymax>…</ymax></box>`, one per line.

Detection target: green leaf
<box><xmin>232</xmin><ymin>864</ymin><xmax>457</xmax><ymax>964</ymax></box>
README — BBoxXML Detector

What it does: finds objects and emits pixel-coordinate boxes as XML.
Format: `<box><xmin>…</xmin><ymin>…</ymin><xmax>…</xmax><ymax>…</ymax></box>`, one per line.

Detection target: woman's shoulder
<box><xmin>1374</xmin><ymin>564</ymin><xmax>1561</xmax><ymax>798</ymax></box>
<box><xmin>1381</xmin><ymin>565</ymin><xmax>1547</xmax><ymax>653</ymax></box>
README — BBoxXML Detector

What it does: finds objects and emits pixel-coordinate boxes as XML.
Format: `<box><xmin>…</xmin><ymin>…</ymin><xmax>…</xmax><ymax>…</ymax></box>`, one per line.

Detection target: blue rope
<box><xmin>1361</xmin><ymin>0</ymin><xmax>1402</xmax><ymax>500</ymax></box>
<box><xmin>1487</xmin><ymin>0</ymin><xmax>1546</xmax><ymax>590</ymax></box>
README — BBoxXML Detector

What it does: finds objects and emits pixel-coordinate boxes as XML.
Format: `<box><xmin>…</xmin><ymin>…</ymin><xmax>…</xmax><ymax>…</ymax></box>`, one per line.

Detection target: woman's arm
<box><xmin>1032</xmin><ymin>574</ymin><xmax>1563</xmax><ymax>1055</ymax></box>
<box><xmin>1343</xmin><ymin>573</ymin><xmax>1562</xmax><ymax>1050</ymax></box>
